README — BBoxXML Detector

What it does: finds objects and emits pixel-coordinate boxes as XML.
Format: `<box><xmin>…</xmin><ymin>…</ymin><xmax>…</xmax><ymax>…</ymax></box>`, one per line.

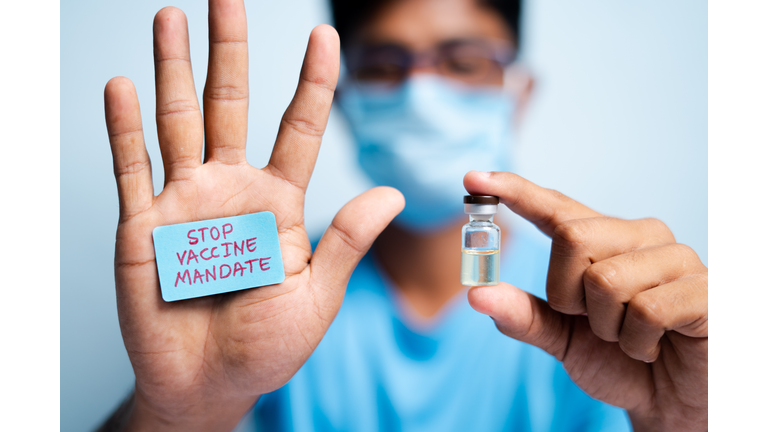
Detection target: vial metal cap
<box><xmin>464</xmin><ymin>195</ymin><xmax>499</xmax><ymax>215</ymax></box>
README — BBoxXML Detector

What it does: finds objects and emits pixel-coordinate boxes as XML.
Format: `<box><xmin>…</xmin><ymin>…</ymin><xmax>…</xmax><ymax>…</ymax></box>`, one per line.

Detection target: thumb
<box><xmin>468</xmin><ymin>282</ymin><xmax>574</xmax><ymax>361</ymax></box>
<box><xmin>309</xmin><ymin>186</ymin><xmax>405</xmax><ymax>311</ymax></box>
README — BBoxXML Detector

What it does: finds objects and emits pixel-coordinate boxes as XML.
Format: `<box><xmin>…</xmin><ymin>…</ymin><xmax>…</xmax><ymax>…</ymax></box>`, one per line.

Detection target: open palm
<box><xmin>103</xmin><ymin>2</ymin><xmax>402</xmax><ymax>430</ymax></box>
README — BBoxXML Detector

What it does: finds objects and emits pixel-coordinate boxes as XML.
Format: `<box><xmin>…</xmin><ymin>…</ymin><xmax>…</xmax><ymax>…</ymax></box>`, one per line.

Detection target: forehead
<box><xmin>355</xmin><ymin>0</ymin><xmax>515</xmax><ymax>50</ymax></box>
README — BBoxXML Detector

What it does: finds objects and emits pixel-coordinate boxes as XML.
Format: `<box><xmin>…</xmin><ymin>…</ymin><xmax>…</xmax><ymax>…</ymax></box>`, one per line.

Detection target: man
<box><xmin>100</xmin><ymin>0</ymin><xmax>707</xmax><ymax>430</ymax></box>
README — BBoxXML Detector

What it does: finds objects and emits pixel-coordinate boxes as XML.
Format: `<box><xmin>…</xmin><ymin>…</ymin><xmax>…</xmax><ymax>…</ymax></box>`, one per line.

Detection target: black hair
<box><xmin>328</xmin><ymin>0</ymin><xmax>521</xmax><ymax>48</ymax></box>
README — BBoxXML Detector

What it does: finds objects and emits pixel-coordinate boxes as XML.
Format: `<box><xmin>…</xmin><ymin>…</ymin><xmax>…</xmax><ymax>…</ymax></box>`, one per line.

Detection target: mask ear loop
<box><xmin>502</xmin><ymin>62</ymin><xmax>536</xmax><ymax>127</ymax></box>
<box><xmin>501</xmin><ymin>67</ymin><xmax>520</xmax><ymax>121</ymax></box>
<box><xmin>502</xmin><ymin>66</ymin><xmax>516</xmax><ymax>93</ymax></box>
<box><xmin>502</xmin><ymin>65</ymin><xmax>530</xmax><ymax>98</ymax></box>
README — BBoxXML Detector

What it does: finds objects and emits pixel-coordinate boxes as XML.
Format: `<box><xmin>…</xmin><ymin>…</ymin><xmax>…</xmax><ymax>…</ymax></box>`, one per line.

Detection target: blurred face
<box><xmin>346</xmin><ymin>0</ymin><xmax>517</xmax><ymax>88</ymax></box>
<box><xmin>335</xmin><ymin>0</ymin><xmax>531</xmax><ymax>232</ymax></box>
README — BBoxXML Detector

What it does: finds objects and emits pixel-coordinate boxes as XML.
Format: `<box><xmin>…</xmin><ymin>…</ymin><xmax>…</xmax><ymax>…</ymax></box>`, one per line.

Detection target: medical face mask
<box><xmin>336</xmin><ymin>75</ymin><xmax>515</xmax><ymax>232</ymax></box>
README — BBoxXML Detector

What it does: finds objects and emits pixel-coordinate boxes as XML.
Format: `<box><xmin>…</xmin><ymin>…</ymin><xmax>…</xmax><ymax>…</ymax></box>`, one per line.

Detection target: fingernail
<box><xmin>478</xmin><ymin>171</ymin><xmax>491</xmax><ymax>178</ymax></box>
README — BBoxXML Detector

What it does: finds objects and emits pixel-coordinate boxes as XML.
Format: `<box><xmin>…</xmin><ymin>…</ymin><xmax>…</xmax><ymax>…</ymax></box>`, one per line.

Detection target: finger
<box><xmin>266</xmin><ymin>25</ymin><xmax>340</xmax><ymax>190</ymax></box>
<box><xmin>153</xmin><ymin>7</ymin><xmax>204</xmax><ymax>183</ymax></box>
<box><xmin>469</xmin><ymin>282</ymin><xmax>661</xmax><ymax>409</ymax></box>
<box><xmin>583</xmin><ymin>243</ymin><xmax>706</xmax><ymax>342</ymax></box>
<box><xmin>202</xmin><ymin>0</ymin><xmax>249</xmax><ymax>164</ymax></box>
<box><xmin>468</xmin><ymin>282</ymin><xmax>573</xmax><ymax>361</ymax></box>
<box><xmin>309</xmin><ymin>187</ymin><xmax>405</xmax><ymax>316</ymax></box>
<box><xmin>547</xmin><ymin>216</ymin><xmax>676</xmax><ymax>314</ymax></box>
<box><xmin>105</xmin><ymin>77</ymin><xmax>154</xmax><ymax>220</ymax></box>
<box><xmin>619</xmin><ymin>275</ymin><xmax>708</xmax><ymax>362</ymax></box>
<box><xmin>464</xmin><ymin>171</ymin><xmax>602</xmax><ymax>236</ymax></box>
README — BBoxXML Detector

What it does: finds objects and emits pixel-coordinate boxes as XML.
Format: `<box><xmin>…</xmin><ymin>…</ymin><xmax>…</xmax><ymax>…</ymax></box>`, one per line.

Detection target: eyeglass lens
<box><xmin>350</xmin><ymin>39</ymin><xmax>514</xmax><ymax>86</ymax></box>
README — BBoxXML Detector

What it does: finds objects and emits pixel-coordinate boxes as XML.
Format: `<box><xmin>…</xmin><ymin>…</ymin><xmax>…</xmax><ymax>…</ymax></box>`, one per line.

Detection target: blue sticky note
<box><xmin>152</xmin><ymin>212</ymin><xmax>285</xmax><ymax>302</ymax></box>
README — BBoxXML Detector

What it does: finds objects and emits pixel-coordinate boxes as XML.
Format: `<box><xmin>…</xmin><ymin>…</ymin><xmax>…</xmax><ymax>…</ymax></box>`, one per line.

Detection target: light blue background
<box><xmin>61</xmin><ymin>1</ymin><xmax>706</xmax><ymax>431</ymax></box>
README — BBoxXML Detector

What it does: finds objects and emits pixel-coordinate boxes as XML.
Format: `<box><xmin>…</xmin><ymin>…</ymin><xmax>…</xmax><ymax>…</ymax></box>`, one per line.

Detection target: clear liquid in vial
<box><xmin>460</xmin><ymin>248</ymin><xmax>500</xmax><ymax>286</ymax></box>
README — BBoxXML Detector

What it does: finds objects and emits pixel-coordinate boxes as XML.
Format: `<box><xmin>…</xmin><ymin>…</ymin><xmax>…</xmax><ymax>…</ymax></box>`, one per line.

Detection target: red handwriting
<box><xmin>243</xmin><ymin>257</ymin><xmax>271</xmax><ymax>272</ymax></box>
<box><xmin>175</xmin><ymin>269</ymin><xmax>191</xmax><ymax>287</ymax></box>
<box><xmin>177</xmin><ymin>238</ymin><xmax>258</xmax><ymax>266</ymax></box>
<box><xmin>220</xmin><ymin>264</ymin><xmax>232</xmax><ymax>278</ymax></box>
<box><xmin>174</xmin><ymin>222</ymin><xmax>273</xmax><ymax>288</ymax></box>
<box><xmin>187</xmin><ymin>250</ymin><xmax>199</xmax><ymax>265</ymax></box>
<box><xmin>187</xmin><ymin>223</ymin><xmax>235</xmax><ymax>245</ymax></box>
<box><xmin>174</xmin><ymin>258</ymin><xmax>273</xmax><ymax>287</ymax></box>
<box><xmin>200</xmin><ymin>247</ymin><xmax>220</xmax><ymax>261</ymax></box>
<box><xmin>205</xmin><ymin>267</ymin><xmax>217</xmax><ymax>282</ymax></box>
<box><xmin>260</xmin><ymin>257</ymin><xmax>271</xmax><ymax>271</ymax></box>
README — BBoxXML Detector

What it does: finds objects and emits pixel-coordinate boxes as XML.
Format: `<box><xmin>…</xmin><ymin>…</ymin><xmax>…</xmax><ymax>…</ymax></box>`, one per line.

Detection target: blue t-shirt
<box><xmin>253</xmin><ymin>225</ymin><xmax>631</xmax><ymax>431</ymax></box>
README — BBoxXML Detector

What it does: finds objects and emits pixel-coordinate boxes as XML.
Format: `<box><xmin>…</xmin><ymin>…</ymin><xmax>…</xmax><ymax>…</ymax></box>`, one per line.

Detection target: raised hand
<box><xmin>463</xmin><ymin>171</ymin><xmax>707</xmax><ymax>432</ymax></box>
<box><xmin>103</xmin><ymin>2</ymin><xmax>403</xmax><ymax>431</ymax></box>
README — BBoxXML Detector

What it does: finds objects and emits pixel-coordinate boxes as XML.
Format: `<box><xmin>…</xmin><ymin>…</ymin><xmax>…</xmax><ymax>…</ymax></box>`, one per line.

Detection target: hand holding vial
<box><xmin>463</xmin><ymin>170</ymin><xmax>708</xmax><ymax>432</ymax></box>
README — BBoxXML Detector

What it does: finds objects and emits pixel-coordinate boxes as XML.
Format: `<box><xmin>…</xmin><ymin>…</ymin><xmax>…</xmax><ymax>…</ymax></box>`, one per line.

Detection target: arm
<box><xmin>101</xmin><ymin>1</ymin><xmax>403</xmax><ymax>430</ymax></box>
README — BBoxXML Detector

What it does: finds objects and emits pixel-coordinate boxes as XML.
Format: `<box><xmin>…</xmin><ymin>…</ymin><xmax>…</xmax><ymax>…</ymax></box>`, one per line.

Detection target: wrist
<box><xmin>124</xmin><ymin>386</ymin><xmax>259</xmax><ymax>432</ymax></box>
<box><xmin>627</xmin><ymin>413</ymin><xmax>661</xmax><ymax>432</ymax></box>
<box><xmin>627</xmin><ymin>410</ymin><xmax>707</xmax><ymax>432</ymax></box>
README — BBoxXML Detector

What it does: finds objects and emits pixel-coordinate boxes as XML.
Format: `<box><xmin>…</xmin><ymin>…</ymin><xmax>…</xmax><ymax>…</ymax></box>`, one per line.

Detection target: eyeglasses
<box><xmin>344</xmin><ymin>39</ymin><xmax>516</xmax><ymax>87</ymax></box>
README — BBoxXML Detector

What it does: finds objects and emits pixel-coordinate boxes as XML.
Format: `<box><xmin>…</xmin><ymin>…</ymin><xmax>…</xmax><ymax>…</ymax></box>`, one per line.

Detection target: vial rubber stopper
<box><xmin>464</xmin><ymin>195</ymin><xmax>499</xmax><ymax>215</ymax></box>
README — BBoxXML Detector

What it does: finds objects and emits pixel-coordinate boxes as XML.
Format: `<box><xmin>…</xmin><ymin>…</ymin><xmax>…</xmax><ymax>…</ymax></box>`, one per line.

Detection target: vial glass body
<box><xmin>460</xmin><ymin>215</ymin><xmax>500</xmax><ymax>286</ymax></box>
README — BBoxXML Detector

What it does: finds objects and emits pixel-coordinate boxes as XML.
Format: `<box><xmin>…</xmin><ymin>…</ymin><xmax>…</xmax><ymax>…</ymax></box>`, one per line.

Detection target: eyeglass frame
<box><xmin>342</xmin><ymin>38</ymin><xmax>518</xmax><ymax>86</ymax></box>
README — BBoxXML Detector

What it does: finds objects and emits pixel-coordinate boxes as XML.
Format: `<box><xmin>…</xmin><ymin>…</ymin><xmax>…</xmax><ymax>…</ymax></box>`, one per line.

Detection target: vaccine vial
<box><xmin>461</xmin><ymin>195</ymin><xmax>500</xmax><ymax>286</ymax></box>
